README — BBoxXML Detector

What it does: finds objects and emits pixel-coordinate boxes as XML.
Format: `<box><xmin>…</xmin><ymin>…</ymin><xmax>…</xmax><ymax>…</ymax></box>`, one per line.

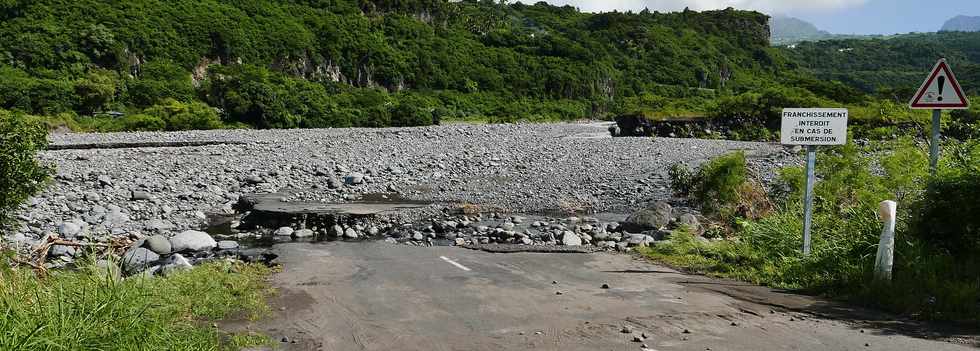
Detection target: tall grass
<box><xmin>0</xmin><ymin>258</ymin><xmax>273</xmax><ymax>351</ymax></box>
<box><xmin>651</xmin><ymin>140</ymin><xmax>980</xmax><ymax>323</ymax></box>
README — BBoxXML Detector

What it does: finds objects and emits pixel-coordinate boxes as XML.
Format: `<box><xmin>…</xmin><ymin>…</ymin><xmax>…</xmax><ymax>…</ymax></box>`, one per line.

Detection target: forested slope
<box><xmin>782</xmin><ymin>32</ymin><xmax>980</xmax><ymax>96</ymax></box>
<box><xmin>0</xmin><ymin>0</ymin><xmax>796</xmax><ymax>129</ymax></box>
<box><xmin>1</xmin><ymin>0</ymin><xmax>978</xmax><ymax>136</ymax></box>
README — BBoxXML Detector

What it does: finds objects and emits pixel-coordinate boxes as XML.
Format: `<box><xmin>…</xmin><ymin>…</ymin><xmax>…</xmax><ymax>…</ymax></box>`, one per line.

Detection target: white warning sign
<box><xmin>910</xmin><ymin>58</ymin><xmax>970</xmax><ymax>109</ymax></box>
<box><xmin>780</xmin><ymin>108</ymin><xmax>849</xmax><ymax>146</ymax></box>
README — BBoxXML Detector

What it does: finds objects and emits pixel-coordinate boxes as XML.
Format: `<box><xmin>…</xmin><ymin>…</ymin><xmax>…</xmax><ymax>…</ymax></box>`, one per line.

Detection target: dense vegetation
<box><xmin>0</xmin><ymin>260</ymin><xmax>274</xmax><ymax>350</ymax></box>
<box><xmin>1</xmin><ymin>0</ymin><xmax>976</xmax><ymax>139</ymax></box>
<box><xmin>0</xmin><ymin>0</ymin><xmax>818</xmax><ymax>130</ymax></box>
<box><xmin>651</xmin><ymin>140</ymin><xmax>980</xmax><ymax>322</ymax></box>
<box><xmin>784</xmin><ymin>32</ymin><xmax>980</xmax><ymax>96</ymax></box>
<box><xmin>0</xmin><ymin>110</ymin><xmax>50</xmax><ymax>225</ymax></box>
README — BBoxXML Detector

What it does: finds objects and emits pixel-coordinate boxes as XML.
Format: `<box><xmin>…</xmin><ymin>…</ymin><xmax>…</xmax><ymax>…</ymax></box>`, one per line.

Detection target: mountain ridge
<box><xmin>941</xmin><ymin>15</ymin><xmax>980</xmax><ymax>32</ymax></box>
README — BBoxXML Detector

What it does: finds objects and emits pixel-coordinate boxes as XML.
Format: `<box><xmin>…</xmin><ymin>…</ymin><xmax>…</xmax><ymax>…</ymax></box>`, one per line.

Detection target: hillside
<box><xmin>781</xmin><ymin>31</ymin><xmax>980</xmax><ymax>95</ymax></box>
<box><xmin>941</xmin><ymin>15</ymin><xmax>980</xmax><ymax>32</ymax></box>
<box><xmin>770</xmin><ymin>16</ymin><xmax>831</xmax><ymax>45</ymax></box>
<box><xmin>0</xmin><ymin>0</ymin><xmax>786</xmax><ymax>129</ymax></box>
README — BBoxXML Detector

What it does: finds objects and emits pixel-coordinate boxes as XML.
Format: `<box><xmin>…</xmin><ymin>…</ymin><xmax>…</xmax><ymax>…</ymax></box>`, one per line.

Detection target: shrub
<box><xmin>0</xmin><ymin>110</ymin><xmax>51</xmax><ymax>225</ymax></box>
<box><xmin>143</xmin><ymin>99</ymin><xmax>222</xmax><ymax>131</ymax></box>
<box><xmin>674</xmin><ymin>152</ymin><xmax>772</xmax><ymax>222</ymax></box>
<box><xmin>710</xmin><ymin>86</ymin><xmax>829</xmax><ymax>141</ymax></box>
<box><xmin>118</xmin><ymin>114</ymin><xmax>166</xmax><ymax>131</ymax></box>
<box><xmin>914</xmin><ymin>140</ymin><xmax>980</xmax><ymax>256</ymax></box>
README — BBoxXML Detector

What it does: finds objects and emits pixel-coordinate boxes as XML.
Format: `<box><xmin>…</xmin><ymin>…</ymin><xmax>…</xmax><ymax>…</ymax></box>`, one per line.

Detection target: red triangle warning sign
<box><xmin>910</xmin><ymin>59</ymin><xmax>970</xmax><ymax>109</ymax></box>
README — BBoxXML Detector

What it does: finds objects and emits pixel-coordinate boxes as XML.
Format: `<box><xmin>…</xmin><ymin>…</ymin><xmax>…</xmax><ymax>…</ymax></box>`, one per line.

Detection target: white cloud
<box><xmin>527</xmin><ymin>0</ymin><xmax>870</xmax><ymax>14</ymax></box>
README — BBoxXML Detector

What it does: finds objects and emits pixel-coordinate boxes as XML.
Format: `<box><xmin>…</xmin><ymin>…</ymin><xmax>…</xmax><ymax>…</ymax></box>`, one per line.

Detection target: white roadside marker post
<box><xmin>780</xmin><ymin>108</ymin><xmax>849</xmax><ymax>257</ymax></box>
<box><xmin>874</xmin><ymin>200</ymin><xmax>897</xmax><ymax>282</ymax></box>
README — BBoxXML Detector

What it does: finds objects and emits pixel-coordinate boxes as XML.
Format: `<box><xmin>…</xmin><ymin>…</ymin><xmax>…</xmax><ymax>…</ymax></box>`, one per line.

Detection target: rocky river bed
<box><xmin>2</xmin><ymin>122</ymin><xmax>796</xmax><ymax>275</ymax></box>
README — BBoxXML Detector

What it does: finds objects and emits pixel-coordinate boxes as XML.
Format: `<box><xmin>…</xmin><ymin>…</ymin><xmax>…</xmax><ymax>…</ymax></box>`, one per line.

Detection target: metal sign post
<box><xmin>802</xmin><ymin>145</ymin><xmax>817</xmax><ymax>256</ymax></box>
<box><xmin>909</xmin><ymin>58</ymin><xmax>971</xmax><ymax>174</ymax></box>
<box><xmin>930</xmin><ymin>109</ymin><xmax>941</xmax><ymax>172</ymax></box>
<box><xmin>781</xmin><ymin>108</ymin><xmax>849</xmax><ymax>256</ymax></box>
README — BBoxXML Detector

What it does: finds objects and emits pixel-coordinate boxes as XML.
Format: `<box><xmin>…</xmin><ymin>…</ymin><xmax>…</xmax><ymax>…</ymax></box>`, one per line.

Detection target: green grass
<box><xmin>650</xmin><ymin>144</ymin><xmax>980</xmax><ymax>324</ymax></box>
<box><xmin>0</xmin><ymin>258</ymin><xmax>275</xmax><ymax>351</ymax></box>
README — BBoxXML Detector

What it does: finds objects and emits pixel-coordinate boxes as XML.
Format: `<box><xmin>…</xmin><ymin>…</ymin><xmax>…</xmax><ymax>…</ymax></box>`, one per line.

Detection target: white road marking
<box><xmin>440</xmin><ymin>256</ymin><xmax>471</xmax><ymax>272</ymax></box>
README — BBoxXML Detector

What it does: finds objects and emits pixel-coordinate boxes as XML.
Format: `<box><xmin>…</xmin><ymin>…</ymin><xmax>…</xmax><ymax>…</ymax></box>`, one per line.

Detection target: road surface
<box><xmin>237</xmin><ymin>242</ymin><xmax>977</xmax><ymax>351</ymax></box>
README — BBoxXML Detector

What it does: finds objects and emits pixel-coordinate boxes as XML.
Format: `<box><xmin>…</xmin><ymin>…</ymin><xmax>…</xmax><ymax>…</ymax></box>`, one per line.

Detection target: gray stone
<box><xmin>622</xmin><ymin>202</ymin><xmax>673</xmax><ymax>232</ymax></box>
<box><xmin>412</xmin><ymin>232</ymin><xmax>424</xmax><ymax>241</ymax></box>
<box><xmin>49</xmin><ymin>245</ymin><xmax>76</xmax><ymax>257</ymax></box>
<box><xmin>169</xmin><ymin>230</ymin><xmax>217</xmax><ymax>252</ymax></box>
<box><xmin>145</xmin><ymin>219</ymin><xmax>176</xmax><ymax>232</ymax></box>
<box><xmin>274</xmin><ymin>227</ymin><xmax>295</xmax><ymax>237</ymax></box>
<box><xmin>344</xmin><ymin>173</ymin><xmax>364</xmax><ymax>185</ymax></box>
<box><xmin>97</xmin><ymin>175</ymin><xmax>113</xmax><ymax>187</ymax></box>
<box><xmin>217</xmin><ymin>240</ymin><xmax>240</xmax><ymax>250</ymax></box>
<box><xmin>103</xmin><ymin>211</ymin><xmax>130</xmax><ymax>227</ymax></box>
<box><xmin>677</xmin><ymin>213</ymin><xmax>703</xmax><ymax>234</ymax></box>
<box><xmin>143</xmin><ymin>235</ymin><xmax>172</xmax><ymax>254</ymax></box>
<box><xmin>294</xmin><ymin>229</ymin><xmax>315</xmax><ymax>238</ymax></box>
<box><xmin>627</xmin><ymin>234</ymin><xmax>656</xmax><ymax>247</ymax></box>
<box><xmin>131</xmin><ymin>190</ymin><xmax>152</xmax><ymax>201</ymax></box>
<box><xmin>122</xmin><ymin>247</ymin><xmax>160</xmax><ymax>274</ymax></box>
<box><xmin>84</xmin><ymin>191</ymin><xmax>102</xmax><ymax>202</ymax></box>
<box><xmin>501</xmin><ymin>222</ymin><xmax>516</xmax><ymax>231</ymax></box>
<box><xmin>58</xmin><ymin>222</ymin><xmax>82</xmax><ymax>238</ymax></box>
<box><xmin>367</xmin><ymin>226</ymin><xmax>380</xmax><ymax>236</ymax></box>
<box><xmin>343</xmin><ymin>228</ymin><xmax>358</xmax><ymax>239</ymax></box>
<box><xmin>160</xmin><ymin>253</ymin><xmax>193</xmax><ymax>276</ymax></box>
<box><xmin>326</xmin><ymin>175</ymin><xmax>342</xmax><ymax>189</ymax></box>
<box><xmin>561</xmin><ymin>231</ymin><xmax>582</xmax><ymax>246</ymax></box>
<box><xmin>246</xmin><ymin>175</ymin><xmax>264</xmax><ymax>184</ymax></box>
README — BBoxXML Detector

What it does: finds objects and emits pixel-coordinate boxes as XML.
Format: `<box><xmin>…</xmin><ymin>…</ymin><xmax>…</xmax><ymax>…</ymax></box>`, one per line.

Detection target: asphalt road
<box><xmin>242</xmin><ymin>242</ymin><xmax>977</xmax><ymax>351</ymax></box>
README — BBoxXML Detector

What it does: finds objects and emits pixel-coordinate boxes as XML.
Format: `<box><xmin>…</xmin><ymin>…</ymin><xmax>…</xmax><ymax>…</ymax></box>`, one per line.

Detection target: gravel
<box><xmin>4</xmin><ymin>122</ymin><xmax>794</xmax><ymax>254</ymax></box>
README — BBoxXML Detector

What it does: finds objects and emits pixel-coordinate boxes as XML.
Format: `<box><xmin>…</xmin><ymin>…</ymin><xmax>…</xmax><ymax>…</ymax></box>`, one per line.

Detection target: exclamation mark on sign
<box><xmin>937</xmin><ymin>76</ymin><xmax>946</xmax><ymax>102</ymax></box>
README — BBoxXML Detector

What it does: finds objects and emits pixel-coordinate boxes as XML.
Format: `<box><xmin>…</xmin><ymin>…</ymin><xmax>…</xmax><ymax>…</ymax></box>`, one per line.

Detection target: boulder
<box><xmin>121</xmin><ymin>247</ymin><xmax>160</xmax><ymax>274</ymax></box>
<box><xmin>561</xmin><ymin>231</ymin><xmax>582</xmax><ymax>246</ymax></box>
<box><xmin>622</xmin><ymin>202</ymin><xmax>673</xmax><ymax>232</ymax></box>
<box><xmin>143</xmin><ymin>235</ymin><xmax>172</xmax><ymax>254</ymax></box>
<box><xmin>627</xmin><ymin>234</ymin><xmax>657</xmax><ymax>247</ymax></box>
<box><xmin>676</xmin><ymin>213</ymin><xmax>703</xmax><ymax>234</ymax></box>
<box><xmin>343</xmin><ymin>228</ymin><xmax>358</xmax><ymax>239</ymax></box>
<box><xmin>159</xmin><ymin>253</ymin><xmax>193</xmax><ymax>276</ymax></box>
<box><xmin>274</xmin><ymin>227</ymin><xmax>295</xmax><ymax>237</ymax></box>
<box><xmin>169</xmin><ymin>230</ymin><xmax>217</xmax><ymax>252</ymax></box>
<box><xmin>294</xmin><ymin>229</ymin><xmax>315</xmax><ymax>238</ymax></box>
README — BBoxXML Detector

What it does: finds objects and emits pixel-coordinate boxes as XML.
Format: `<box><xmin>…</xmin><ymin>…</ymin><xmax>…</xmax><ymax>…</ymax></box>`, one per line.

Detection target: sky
<box><xmin>532</xmin><ymin>0</ymin><xmax>980</xmax><ymax>35</ymax></box>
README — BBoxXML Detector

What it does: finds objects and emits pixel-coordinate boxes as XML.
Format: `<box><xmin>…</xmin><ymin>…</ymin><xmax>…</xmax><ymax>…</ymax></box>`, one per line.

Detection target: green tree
<box><xmin>0</xmin><ymin>109</ymin><xmax>50</xmax><ymax>225</ymax></box>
